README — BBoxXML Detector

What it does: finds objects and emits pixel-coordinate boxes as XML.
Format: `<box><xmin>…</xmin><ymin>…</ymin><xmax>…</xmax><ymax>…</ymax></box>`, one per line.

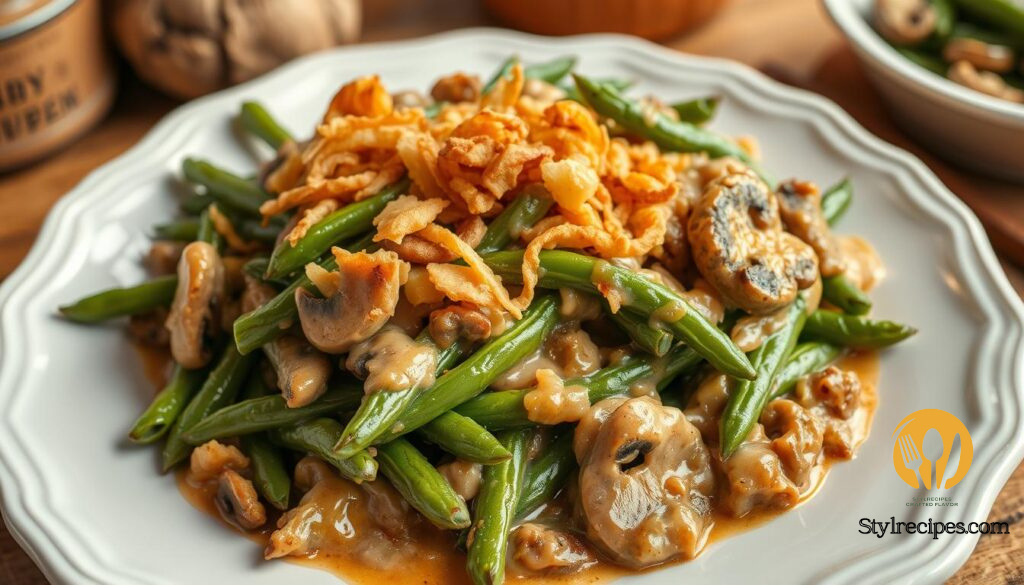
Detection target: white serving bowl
<box><xmin>823</xmin><ymin>0</ymin><xmax>1024</xmax><ymax>183</ymax></box>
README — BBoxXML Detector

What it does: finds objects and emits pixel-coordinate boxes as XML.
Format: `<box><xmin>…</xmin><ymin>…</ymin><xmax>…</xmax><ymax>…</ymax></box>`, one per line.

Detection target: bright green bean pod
<box><xmin>239</xmin><ymin>101</ymin><xmax>293</xmax><ymax>150</ymax></box>
<box><xmin>475</xmin><ymin>187</ymin><xmax>554</xmax><ymax>255</ymax></box>
<box><xmin>374</xmin><ymin>296</ymin><xmax>560</xmax><ymax>444</ymax></box>
<box><xmin>483</xmin><ymin>250</ymin><xmax>755</xmax><ymax>379</ymax></box>
<box><xmin>241</xmin><ymin>433</ymin><xmax>291</xmax><ymax>510</ymax></box>
<box><xmin>610</xmin><ymin>307</ymin><xmax>674</xmax><ymax>357</ymax></box>
<box><xmin>153</xmin><ymin>219</ymin><xmax>200</xmax><ymax>241</ymax></box>
<box><xmin>466</xmin><ymin>429</ymin><xmax>532</xmax><ymax>585</ymax></box>
<box><xmin>949</xmin><ymin>22</ymin><xmax>1024</xmax><ymax>49</ymax></box>
<box><xmin>822</xmin><ymin>274</ymin><xmax>872</xmax><ymax>316</ymax></box>
<box><xmin>573</xmin><ymin>74</ymin><xmax>771</xmax><ymax>183</ymax></box>
<box><xmin>771</xmin><ymin>341</ymin><xmax>842</xmax><ymax>399</ymax></box>
<box><xmin>523</xmin><ymin>56</ymin><xmax>577</xmax><ymax>84</ymax></box>
<box><xmin>129</xmin><ymin>365</ymin><xmax>207</xmax><ymax>444</ymax></box>
<box><xmin>377</xmin><ymin>438</ymin><xmax>471</xmax><ymax>529</ymax></box>
<box><xmin>233</xmin><ymin>255</ymin><xmax>338</xmax><ymax>354</ymax></box>
<box><xmin>182</xmin><ymin>158</ymin><xmax>270</xmax><ymax>217</ymax></box>
<box><xmin>482</xmin><ymin>56</ymin><xmax>519</xmax><ymax>94</ymax></box>
<box><xmin>162</xmin><ymin>343</ymin><xmax>257</xmax><ymax>470</ymax></box>
<box><xmin>59</xmin><ymin>275</ymin><xmax>178</xmax><ymax>324</ymax></box>
<box><xmin>950</xmin><ymin>0</ymin><xmax>1024</xmax><ymax>37</ymax></box>
<box><xmin>335</xmin><ymin>334</ymin><xmax>468</xmax><ymax>458</ymax></box>
<box><xmin>235</xmin><ymin>217</ymin><xmax>280</xmax><ymax>244</ymax></box>
<box><xmin>515</xmin><ymin>431</ymin><xmax>575</xmax><ymax>519</ymax></box>
<box><xmin>821</xmin><ymin>177</ymin><xmax>853</xmax><ymax>225</ymax></box>
<box><xmin>802</xmin><ymin>310</ymin><xmax>917</xmax><ymax>349</ymax></box>
<box><xmin>181</xmin><ymin>383</ymin><xmax>362</xmax><ymax>444</ymax></box>
<box><xmin>670</xmin><ymin>96</ymin><xmax>720</xmax><ymax>125</ymax></box>
<box><xmin>417</xmin><ymin>412</ymin><xmax>512</xmax><ymax>464</ymax></box>
<box><xmin>931</xmin><ymin>0</ymin><xmax>956</xmax><ymax>40</ymax></box>
<box><xmin>456</xmin><ymin>344</ymin><xmax>700</xmax><ymax>430</ymax></box>
<box><xmin>265</xmin><ymin>177</ymin><xmax>410</xmax><ymax>278</ymax></box>
<box><xmin>561</xmin><ymin>77</ymin><xmax>632</xmax><ymax>102</ymax></box>
<box><xmin>721</xmin><ymin>297</ymin><xmax>807</xmax><ymax>457</ymax></box>
<box><xmin>271</xmin><ymin>418</ymin><xmax>377</xmax><ymax>483</ymax></box>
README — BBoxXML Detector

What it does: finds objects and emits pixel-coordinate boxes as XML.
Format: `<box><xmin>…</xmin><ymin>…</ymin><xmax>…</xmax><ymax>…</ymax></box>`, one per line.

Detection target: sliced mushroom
<box><xmin>295</xmin><ymin>248</ymin><xmax>408</xmax><ymax>353</ymax></box>
<box><xmin>428</xmin><ymin>303</ymin><xmax>493</xmax><ymax>349</ymax></box>
<box><xmin>545</xmin><ymin>324</ymin><xmax>602</xmax><ymax>378</ymax></box>
<box><xmin>189</xmin><ymin>440</ymin><xmax>251</xmax><ymax>482</ymax></box>
<box><xmin>264</xmin><ymin>334</ymin><xmax>332</xmax><ymax>408</ymax></box>
<box><xmin>874</xmin><ymin>0</ymin><xmax>935</xmax><ymax>46</ymax></box>
<box><xmin>145</xmin><ymin>241</ymin><xmax>185</xmax><ymax>276</ymax></box>
<box><xmin>216</xmin><ymin>469</ymin><xmax>267</xmax><ymax>530</ymax></box>
<box><xmin>293</xmin><ymin>456</ymin><xmax>336</xmax><ymax>494</ymax></box>
<box><xmin>574</xmin><ymin>396</ymin><xmax>716</xmax><ymax>568</ymax></box>
<box><xmin>430</xmin><ymin>72</ymin><xmax>481</xmax><ymax>103</ymax></box>
<box><xmin>943</xmin><ymin>37</ymin><xmax>1015</xmax><ymax>73</ymax></box>
<box><xmin>510</xmin><ymin>523</ymin><xmax>595</xmax><ymax>576</ymax></box>
<box><xmin>687</xmin><ymin>171</ymin><xmax>818</xmax><ymax>314</ymax></box>
<box><xmin>344</xmin><ymin>325</ymin><xmax>437</xmax><ymax>394</ymax></box>
<box><xmin>165</xmin><ymin>241</ymin><xmax>224</xmax><ymax>368</ymax></box>
<box><xmin>777</xmin><ymin>179</ymin><xmax>845</xmax><ymax>277</ymax></box>
<box><xmin>948</xmin><ymin>60</ymin><xmax>1024</xmax><ymax>103</ymax></box>
<box><xmin>795</xmin><ymin>366</ymin><xmax>864</xmax><ymax>458</ymax></box>
<box><xmin>436</xmin><ymin>459</ymin><xmax>483</xmax><ymax>502</ymax></box>
<box><xmin>760</xmin><ymin>399</ymin><xmax>825</xmax><ymax>487</ymax></box>
<box><xmin>718</xmin><ymin>424</ymin><xmax>800</xmax><ymax>517</ymax></box>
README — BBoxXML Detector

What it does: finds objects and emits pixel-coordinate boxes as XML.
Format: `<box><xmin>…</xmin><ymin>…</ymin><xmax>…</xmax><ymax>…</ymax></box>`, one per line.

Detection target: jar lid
<box><xmin>0</xmin><ymin>0</ymin><xmax>76</xmax><ymax>40</ymax></box>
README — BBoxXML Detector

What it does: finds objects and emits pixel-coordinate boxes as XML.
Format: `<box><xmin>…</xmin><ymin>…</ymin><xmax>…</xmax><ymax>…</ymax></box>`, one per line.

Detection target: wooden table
<box><xmin>0</xmin><ymin>0</ymin><xmax>1021</xmax><ymax>582</ymax></box>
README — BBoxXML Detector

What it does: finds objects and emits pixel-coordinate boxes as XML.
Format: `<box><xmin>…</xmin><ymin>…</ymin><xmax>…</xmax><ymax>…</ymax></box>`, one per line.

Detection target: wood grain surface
<box><xmin>0</xmin><ymin>0</ymin><xmax>1020</xmax><ymax>583</ymax></box>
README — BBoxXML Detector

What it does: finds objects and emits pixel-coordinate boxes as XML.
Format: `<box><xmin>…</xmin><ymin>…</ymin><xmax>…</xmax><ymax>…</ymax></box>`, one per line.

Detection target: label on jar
<box><xmin>0</xmin><ymin>0</ymin><xmax>114</xmax><ymax>169</ymax></box>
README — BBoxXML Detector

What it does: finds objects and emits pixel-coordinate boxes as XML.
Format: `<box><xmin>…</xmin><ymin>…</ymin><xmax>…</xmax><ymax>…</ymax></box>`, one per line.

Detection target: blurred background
<box><xmin>0</xmin><ymin>0</ymin><xmax>1021</xmax><ymax>582</ymax></box>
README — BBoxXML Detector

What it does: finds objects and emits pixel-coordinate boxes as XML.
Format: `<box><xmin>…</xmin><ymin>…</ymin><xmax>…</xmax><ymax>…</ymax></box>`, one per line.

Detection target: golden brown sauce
<box><xmin>175</xmin><ymin>352</ymin><xmax>880</xmax><ymax>585</ymax></box>
<box><xmin>133</xmin><ymin>344</ymin><xmax>172</xmax><ymax>391</ymax></box>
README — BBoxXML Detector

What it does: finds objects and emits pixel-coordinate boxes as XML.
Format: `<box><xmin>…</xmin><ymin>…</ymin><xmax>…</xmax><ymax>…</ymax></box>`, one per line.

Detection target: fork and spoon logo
<box><xmin>891</xmin><ymin>409</ymin><xmax>973</xmax><ymax>490</ymax></box>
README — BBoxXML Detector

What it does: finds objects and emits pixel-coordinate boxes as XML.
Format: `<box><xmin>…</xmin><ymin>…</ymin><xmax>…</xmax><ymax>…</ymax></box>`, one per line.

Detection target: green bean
<box><xmin>270</xmin><ymin>418</ymin><xmax>377</xmax><ymax>483</ymax></box>
<box><xmin>59</xmin><ymin>275</ymin><xmax>178</xmax><ymax>323</ymax></box>
<box><xmin>949</xmin><ymin>22</ymin><xmax>1024</xmax><ymax>50</ymax></box>
<box><xmin>821</xmin><ymin>177</ymin><xmax>853</xmax><ymax>226</ymax></box>
<box><xmin>466</xmin><ymin>429</ymin><xmax>531</xmax><ymax>585</ymax></box>
<box><xmin>181</xmin><ymin>383</ymin><xmax>362</xmax><ymax>444</ymax></box>
<box><xmin>721</xmin><ymin>297</ymin><xmax>807</xmax><ymax>457</ymax></box>
<box><xmin>235</xmin><ymin>217</ymin><xmax>280</xmax><ymax>244</ymax></box>
<box><xmin>610</xmin><ymin>307</ymin><xmax>673</xmax><ymax>356</ymax></box>
<box><xmin>162</xmin><ymin>343</ymin><xmax>257</xmax><ymax>470</ymax></box>
<box><xmin>931</xmin><ymin>0</ymin><xmax>956</xmax><ymax>41</ymax></box>
<box><xmin>374</xmin><ymin>296</ymin><xmax>560</xmax><ymax>444</ymax></box>
<box><xmin>951</xmin><ymin>0</ymin><xmax>1024</xmax><ymax>37</ymax></box>
<box><xmin>335</xmin><ymin>334</ymin><xmax>468</xmax><ymax>458</ymax></box>
<box><xmin>475</xmin><ymin>186</ymin><xmax>554</xmax><ymax>255</ymax></box>
<box><xmin>561</xmin><ymin>77</ymin><xmax>632</xmax><ymax>103</ymax></box>
<box><xmin>129</xmin><ymin>365</ymin><xmax>207</xmax><ymax>444</ymax></box>
<box><xmin>242</xmin><ymin>433</ymin><xmax>291</xmax><ymax>510</ymax></box>
<box><xmin>423</xmin><ymin>101</ymin><xmax>447</xmax><ymax>119</ymax></box>
<box><xmin>456</xmin><ymin>343</ymin><xmax>700</xmax><ymax>430</ymax></box>
<box><xmin>483</xmin><ymin>250</ymin><xmax>755</xmax><ymax>379</ymax></box>
<box><xmin>265</xmin><ymin>177</ymin><xmax>410</xmax><ymax>278</ymax></box>
<box><xmin>182</xmin><ymin>158</ymin><xmax>270</xmax><ymax>217</ymax></box>
<box><xmin>771</xmin><ymin>341</ymin><xmax>842</xmax><ymax>399</ymax></box>
<box><xmin>233</xmin><ymin>255</ymin><xmax>338</xmax><ymax>354</ymax></box>
<box><xmin>416</xmin><ymin>412</ymin><xmax>512</xmax><ymax>464</ymax></box>
<box><xmin>515</xmin><ymin>431</ymin><xmax>575</xmax><ymax>519</ymax></box>
<box><xmin>573</xmin><ymin>74</ymin><xmax>770</xmax><ymax>183</ymax></box>
<box><xmin>181</xmin><ymin>192</ymin><xmax>215</xmax><ymax>215</ymax></box>
<box><xmin>153</xmin><ymin>218</ymin><xmax>200</xmax><ymax>241</ymax></box>
<box><xmin>377</xmin><ymin>438</ymin><xmax>471</xmax><ymax>529</ymax></box>
<box><xmin>894</xmin><ymin>47</ymin><xmax>947</xmax><ymax>76</ymax></box>
<box><xmin>239</xmin><ymin>101</ymin><xmax>293</xmax><ymax>150</ymax></box>
<box><xmin>523</xmin><ymin>56</ymin><xmax>577</xmax><ymax>84</ymax></box>
<box><xmin>802</xmin><ymin>310</ymin><xmax>917</xmax><ymax>349</ymax></box>
<box><xmin>482</xmin><ymin>56</ymin><xmax>520</xmax><ymax>94</ymax></box>
<box><xmin>196</xmin><ymin>207</ymin><xmax>222</xmax><ymax>248</ymax></box>
<box><xmin>822</xmin><ymin>274</ymin><xmax>872</xmax><ymax>316</ymax></box>
<box><xmin>670</xmin><ymin>96</ymin><xmax>720</xmax><ymax>125</ymax></box>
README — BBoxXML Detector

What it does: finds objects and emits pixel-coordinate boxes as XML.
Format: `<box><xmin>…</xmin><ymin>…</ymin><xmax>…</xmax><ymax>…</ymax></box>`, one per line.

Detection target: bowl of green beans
<box><xmin>824</xmin><ymin>0</ymin><xmax>1024</xmax><ymax>183</ymax></box>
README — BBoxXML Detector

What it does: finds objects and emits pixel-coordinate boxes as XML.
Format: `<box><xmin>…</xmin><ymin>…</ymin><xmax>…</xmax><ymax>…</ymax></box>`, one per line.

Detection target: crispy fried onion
<box><xmin>324</xmin><ymin>75</ymin><xmax>393</xmax><ymax>121</ymax></box>
<box><xmin>605</xmin><ymin>139</ymin><xmax>678</xmax><ymax>205</ymax></box>
<box><xmin>372</xmin><ymin>195</ymin><xmax>449</xmax><ymax>244</ymax></box>
<box><xmin>480</xmin><ymin>63</ymin><xmax>525</xmax><ymax>111</ymax></box>
<box><xmin>285</xmin><ymin>199</ymin><xmax>339</xmax><ymax>246</ymax></box>
<box><xmin>532</xmin><ymin>100</ymin><xmax>609</xmax><ymax>169</ymax></box>
<box><xmin>207</xmin><ymin>205</ymin><xmax>262</xmax><ymax>253</ymax></box>
<box><xmin>436</xmin><ymin>110</ymin><xmax>553</xmax><ymax>214</ymax></box>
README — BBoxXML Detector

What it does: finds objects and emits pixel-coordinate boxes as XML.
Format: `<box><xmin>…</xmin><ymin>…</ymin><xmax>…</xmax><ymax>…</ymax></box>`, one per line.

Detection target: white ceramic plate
<box><xmin>823</xmin><ymin>0</ymin><xmax>1024</xmax><ymax>182</ymax></box>
<box><xmin>1</xmin><ymin>29</ymin><xmax>1022</xmax><ymax>585</ymax></box>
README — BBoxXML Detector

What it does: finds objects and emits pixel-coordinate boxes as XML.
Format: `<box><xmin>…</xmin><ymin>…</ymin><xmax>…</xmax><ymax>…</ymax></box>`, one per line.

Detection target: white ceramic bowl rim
<box><xmin>0</xmin><ymin>28</ymin><xmax>1021</xmax><ymax>585</ymax></box>
<box><xmin>823</xmin><ymin>0</ymin><xmax>1024</xmax><ymax>122</ymax></box>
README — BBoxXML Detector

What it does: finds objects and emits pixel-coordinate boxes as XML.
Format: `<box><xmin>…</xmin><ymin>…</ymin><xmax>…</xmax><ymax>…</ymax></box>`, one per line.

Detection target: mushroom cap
<box><xmin>215</xmin><ymin>469</ymin><xmax>267</xmax><ymax>530</ymax></box>
<box><xmin>575</xmin><ymin>396</ymin><xmax>716</xmax><ymax>568</ymax></box>
<box><xmin>777</xmin><ymin>179</ymin><xmax>845</xmax><ymax>278</ymax></box>
<box><xmin>873</xmin><ymin>0</ymin><xmax>936</xmax><ymax>46</ymax></box>
<box><xmin>943</xmin><ymin>38</ymin><xmax>1015</xmax><ymax>74</ymax></box>
<box><xmin>687</xmin><ymin>172</ymin><xmax>818</xmax><ymax>315</ymax></box>
<box><xmin>165</xmin><ymin>241</ymin><xmax>224</xmax><ymax>369</ymax></box>
<box><xmin>265</xmin><ymin>335</ymin><xmax>332</xmax><ymax>408</ymax></box>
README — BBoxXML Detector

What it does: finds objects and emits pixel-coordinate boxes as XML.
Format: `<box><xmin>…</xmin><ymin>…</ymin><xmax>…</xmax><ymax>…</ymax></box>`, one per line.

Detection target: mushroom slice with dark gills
<box><xmin>165</xmin><ymin>241</ymin><xmax>224</xmax><ymax>368</ymax></box>
<box><xmin>688</xmin><ymin>171</ymin><xmax>818</xmax><ymax>315</ymax></box>
<box><xmin>573</xmin><ymin>396</ymin><xmax>715</xmax><ymax>568</ymax></box>
<box><xmin>509</xmin><ymin>523</ymin><xmax>595</xmax><ymax>576</ymax></box>
<box><xmin>295</xmin><ymin>248</ymin><xmax>409</xmax><ymax>354</ymax></box>
<box><xmin>216</xmin><ymin>469</ymin><xmax>267</xmax><ymax>530</ymax></box>
<box><xmin>873</xmin><ymin>0</ymin><xmax>936</xmax><ymax>46</ymax></box>
<box><xmin>776</xmin><ymin>179</ymin><xmax>845</xmax><ymax>278</ymax></box>
<box><xmin>345</xmin><ymin>325</ymin><xmax>438</xmax><ymax>394</ymax></box>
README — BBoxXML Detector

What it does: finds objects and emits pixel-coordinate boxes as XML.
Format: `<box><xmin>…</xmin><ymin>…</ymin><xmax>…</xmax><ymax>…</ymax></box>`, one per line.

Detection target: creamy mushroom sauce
<box><xmin>173</xmin><ymin>351</ymin><xmax>878</xmax><ymax>585</ymax></box>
